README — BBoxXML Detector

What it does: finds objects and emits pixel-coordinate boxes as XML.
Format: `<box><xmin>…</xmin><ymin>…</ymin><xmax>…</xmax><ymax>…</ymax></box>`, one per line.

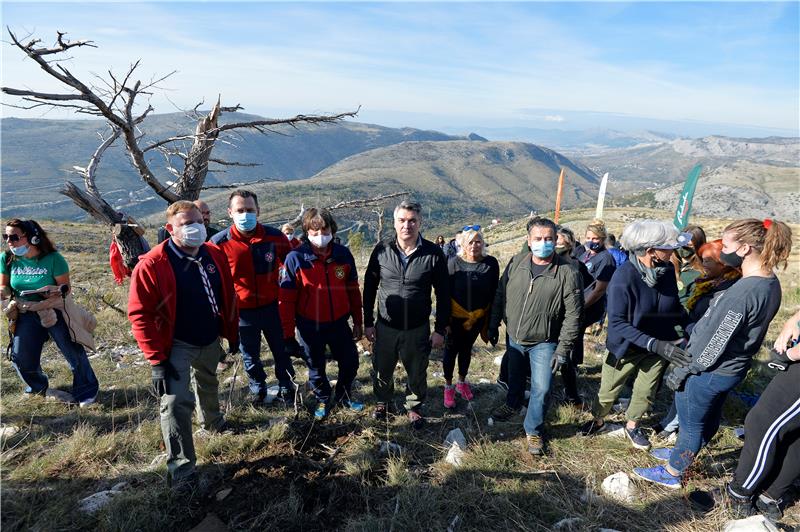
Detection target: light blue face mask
<box><xmin>10</xmin><ymin>245</ymin><xmax>29</xmax><ymax>256</ymax></box>
<box><xmin>233</xmin><ymin>212</ymin><xmax>257</xmax><ymax>232</ymax></box>
<box><xmin>530</xmin><ymin>240</ymin><xmax>555</xmax><ymax>258</ymax></box>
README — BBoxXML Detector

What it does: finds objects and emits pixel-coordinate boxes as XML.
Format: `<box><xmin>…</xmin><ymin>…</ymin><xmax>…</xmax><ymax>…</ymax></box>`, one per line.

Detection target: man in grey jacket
<box><xmin>363</xmin><ymin>200</ymin><xmax>450</xmax><ymax>428</ymax></box>
<box><xmin>487</xmin><ymin>217</ymin><xmax>583</xmax><ymax>455</ymax></box>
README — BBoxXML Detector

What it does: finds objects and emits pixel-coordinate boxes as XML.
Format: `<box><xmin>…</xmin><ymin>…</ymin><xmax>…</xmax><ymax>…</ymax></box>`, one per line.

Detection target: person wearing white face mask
<box><xmin>278</xmin><ymin>208</ymin><xmax>365</xmax><ymax>419</ymax></box>
<box><xmin>211</xmin><ymin>189</ymin><xmax>295</xmax><ymax>406</ymax></box>
<box><xmin>128</xmin><ymin>201</ymin><xmax>239</xmax><ymax>492</ymax></box>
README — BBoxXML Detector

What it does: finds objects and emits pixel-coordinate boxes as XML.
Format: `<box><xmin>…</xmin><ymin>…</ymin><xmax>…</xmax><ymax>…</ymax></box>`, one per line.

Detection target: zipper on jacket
<box><xmin>324</xmin><ymin>259</ymin><xmax>336</xmax><ymax>322</ymax></box>
<box><xmin>515</xmin><ymin>276</ymin><xmax>535</xmax><ymax>340</ymax></box>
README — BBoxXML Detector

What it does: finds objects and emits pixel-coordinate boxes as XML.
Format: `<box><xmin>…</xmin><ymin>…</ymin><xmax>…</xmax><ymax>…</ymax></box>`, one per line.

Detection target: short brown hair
<box><xmin>228</xmin><ymin>189</ymin><xmax>259</xmax><ymax>209</ymax></box>
<box><xmin>166</xmin><ymin>200</ymin><xmax>199</xmax><ymax>221</ymax></box>
<box><xmin>301</xmin><ymin>208</ymin><xmax>337</xmax><ymax>234</ymax></box>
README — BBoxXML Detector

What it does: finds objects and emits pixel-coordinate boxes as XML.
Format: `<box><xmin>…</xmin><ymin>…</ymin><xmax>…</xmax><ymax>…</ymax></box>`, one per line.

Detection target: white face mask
<box><xmin>177</xmin><ymin>222</ymin><xmax>206</xmax><ymax>248</ymax></box>
<box><xmin>308</xmin><ymin>233</ymin><xmax>333</xmax><ymax>248</ymax></box>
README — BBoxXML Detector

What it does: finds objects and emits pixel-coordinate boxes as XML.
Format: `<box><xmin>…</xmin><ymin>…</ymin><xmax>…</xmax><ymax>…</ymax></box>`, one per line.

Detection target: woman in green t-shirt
<box><xmin>0</xmin><ymin>219</ymin><xmax>99</xmax><ymax>405</ymax></box>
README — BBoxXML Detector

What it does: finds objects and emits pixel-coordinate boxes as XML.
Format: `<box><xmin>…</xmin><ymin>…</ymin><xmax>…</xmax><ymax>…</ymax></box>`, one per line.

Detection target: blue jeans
<box><xmin>12</xmin><ymin>310</ymin><xmax>99</xmax><ymax>402</ymax></box>
<box><xmin>296</xmin><ymin>317</ymin><xmax>358</xmax><ymax>404</ymax></box>
<box><xmin>509</xmin><ymin>338</ymin><xmax>557</xmax><ymax>437</ymax></box>
<box><xmin>669</xmin><ymin>371</ymin><xmax>742</xmax><ymax>473</ymax></box>
<box><xmin>238</xmin><ymin>303</ymin><xmax>294</xmax><ymax>393</ymax></box>
<box><xmin>660</xmin><ymin>400</ymin><xmax>680</xmax><ymax>433</ymax></box>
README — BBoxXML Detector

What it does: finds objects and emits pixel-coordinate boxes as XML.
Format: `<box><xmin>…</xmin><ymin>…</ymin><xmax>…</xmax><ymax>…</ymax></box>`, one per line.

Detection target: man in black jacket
<box><xmin>363</xmin><ymin>200</ymin><xmax>450</xmax><ymax>428</ymax></box>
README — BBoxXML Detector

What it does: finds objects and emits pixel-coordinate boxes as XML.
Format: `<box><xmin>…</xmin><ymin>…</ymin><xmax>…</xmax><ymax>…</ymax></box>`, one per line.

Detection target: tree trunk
<box><xmin>175</xmin><ymin>101</ymin><xmax>222</xmax><ymax>200</ymax></box>
<box><xmin>60</xmin><ymin>182</ymin><xmax>146</xmax><ymax>269</ymax></box>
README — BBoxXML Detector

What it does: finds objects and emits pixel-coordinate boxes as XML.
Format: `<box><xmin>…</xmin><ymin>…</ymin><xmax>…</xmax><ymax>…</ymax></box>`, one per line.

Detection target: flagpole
<box><xmin>554</xmin><ymin>168</ymin><xmax>565</xmax><ymax>223</ymax></box>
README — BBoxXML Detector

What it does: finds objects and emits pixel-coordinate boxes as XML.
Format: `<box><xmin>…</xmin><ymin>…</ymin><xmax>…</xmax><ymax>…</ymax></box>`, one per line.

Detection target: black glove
<box><xmin>550</xmin><ymin>351</ymin><xmax>568</xmax><ymax>375</ymax></box>
<box><xmin>151</xmin><ymin>361</ymin><xmax>176</xmax><ymax>398</ymax></box>
<box><xmin>488</xmin><ymin>327</ymin><xmax>499</xmax><ymax>347</ymax></box>
<box><xmin>768</xmin><ymin>348</ymin><xmax>791</xmax><ymax>372</ymax></box>
<box><xmin>665</xmin><ymin>368</ymin><xmax>688</xmax><ymax>391</ymax></box>
<box><xmin>284</xmin><ymin>337</ymin><xmax>302</xmax><ymax>358</ymax></box>
<box><xmin>651</xmin><ymin>340</ymin><xmax>692</xmax><ymax>367</ymax></box>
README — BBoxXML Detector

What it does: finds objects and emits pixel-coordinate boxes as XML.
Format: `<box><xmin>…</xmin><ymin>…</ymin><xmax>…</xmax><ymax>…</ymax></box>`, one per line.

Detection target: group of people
<box><xmin>2</xmin><ymin>195</ymin><xmax>798</xmax><ymax>520</ymax></box>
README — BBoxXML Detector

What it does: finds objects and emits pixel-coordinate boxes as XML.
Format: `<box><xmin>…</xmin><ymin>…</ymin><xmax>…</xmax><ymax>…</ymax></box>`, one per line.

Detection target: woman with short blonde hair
<box><xmin>442</xmin><ymin>226</ymin><xmax>499</xmax><ymax>408</ymax></box>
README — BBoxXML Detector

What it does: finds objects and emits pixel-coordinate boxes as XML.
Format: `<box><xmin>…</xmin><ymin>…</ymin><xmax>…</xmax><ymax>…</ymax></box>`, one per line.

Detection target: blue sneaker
<box><xmin>314</xmin><ymin>403</ymin><xmax>329</xmax><ymax>420</ymax></box>
<box><xmin>633</xmin><ymin>465</ymin><xmax>682</xmax><ymax>490</ymax></box>
<box><xmin>650</xmin><ymin>447</ymin><xmax>673</xmax><ymax>462</ymax></box>
<box><xmin>344</xmin><ymin>400</ymin><xmax>365</xmax><ymax>412</ymax></box>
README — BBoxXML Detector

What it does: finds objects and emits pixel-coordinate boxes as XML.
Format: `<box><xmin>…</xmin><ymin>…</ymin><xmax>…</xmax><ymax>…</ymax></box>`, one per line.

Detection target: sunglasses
<box><xmin>2</xmin><ymin>234</ymin><xmax>22</xmax><ymax>243</ymax></box>
<box><xmin>462</xmin><ymin>225</ymin><xmax>481</xmax><ymax>231</ymax></box>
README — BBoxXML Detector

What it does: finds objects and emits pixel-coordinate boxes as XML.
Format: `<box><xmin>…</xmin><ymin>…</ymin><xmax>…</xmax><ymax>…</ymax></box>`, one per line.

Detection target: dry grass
<box><xmin>1</xmin><ymin>209</ymin><xmax>798</xmax><ymax>531</ymax></box>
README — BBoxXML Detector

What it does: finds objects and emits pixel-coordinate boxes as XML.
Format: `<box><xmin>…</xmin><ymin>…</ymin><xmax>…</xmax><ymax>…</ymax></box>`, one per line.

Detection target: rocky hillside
<box><xmin>198</xmin><ymin>140</ymin><xmax>600</xmax><ymax>234</ymax></box>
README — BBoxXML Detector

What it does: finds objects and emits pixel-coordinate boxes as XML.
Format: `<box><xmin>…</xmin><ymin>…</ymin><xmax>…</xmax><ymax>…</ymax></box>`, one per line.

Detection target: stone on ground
<box><xmin>722</xmin><ymin>515</ymin><xmax>779</xmax><ymax>532</ymax></box>
<box><xmin>601</xmin><ymin>472</ymin><xmax>637</xmax><ymax>503</ymax></box>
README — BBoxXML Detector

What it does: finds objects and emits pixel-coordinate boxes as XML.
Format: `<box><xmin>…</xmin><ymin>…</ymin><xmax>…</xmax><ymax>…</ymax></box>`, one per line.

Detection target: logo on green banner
<box><xmin>673</xmin><ymin>164</ymin><xmax>703</xmax><ymax>230</ymax></box>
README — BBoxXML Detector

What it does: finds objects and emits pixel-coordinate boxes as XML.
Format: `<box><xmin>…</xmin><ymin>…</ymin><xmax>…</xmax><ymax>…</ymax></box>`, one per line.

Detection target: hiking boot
<box><xmin>443</xmin><ymin>386</ymin><xmax>456</xmax><ymax>409</ymax></box>
<box><xmin>526</xmin><ymin>434</ymin><xmax>543</xmax><ymax>456</ymax></box>
<box><xmin>633</xmin><ymin>465</ymin><xmax>681</xmax><ymax>490</ymax></box>
<box><xmin>490</xmin><ymin>403</ymin><xmax>520</xmax><ymax>422</ymax></box>
<box><xmin>755</xmin><ymin>494</ymin><xmax>783</xmax><ymax>522</ymax></box>
<box><xmin>408</xmin><ymin>409</ymin><xmax>425</xmax><ymax>430</ymax></box>
<box><xmin>579</xmin><ymin>419</ymin><xmax>605</xmax><ymax>436</ymax></box>
<box><xmin>455</xmin><ymin>381</ymin><xmax>474</xmax><ymax>401</ymax></box>
<box><xmin>625</xmin><ymin>426</ymin><xmax>652</xmax><ymax>450</ymax></box>
<box><xmin>656</xmin><ymin>429</ymin><xmax>678</xmax><ymax>444</ymax></box>
<box><xmin>373</xmin><ymin>402</ymin><xmax>389</xmax><ymax>421</ymax></box>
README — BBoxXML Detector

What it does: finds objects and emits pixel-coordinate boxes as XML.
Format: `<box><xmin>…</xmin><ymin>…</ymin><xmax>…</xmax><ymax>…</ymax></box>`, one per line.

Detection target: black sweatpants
<box><xmin>442</xmin><ymin>318</ymin><xmax>482</xmax><ymax>381</ymax></box>
<box><xmin>730</xmin><ymin>362</ymin><xmax>800</xmax><ymax>500</ymax></box>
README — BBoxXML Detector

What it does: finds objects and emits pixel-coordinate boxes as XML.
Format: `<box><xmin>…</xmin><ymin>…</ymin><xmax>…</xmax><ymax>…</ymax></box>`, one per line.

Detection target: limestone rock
<box><xmin>601</xmin><ymin>472</ymin><xmax>636</xmax><ymax>503</ymax></box>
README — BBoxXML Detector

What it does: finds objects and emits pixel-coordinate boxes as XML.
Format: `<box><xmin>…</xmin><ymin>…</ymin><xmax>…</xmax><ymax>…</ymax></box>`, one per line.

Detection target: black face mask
<box><xmin>720</xmin><ymin>249</ymin><xmax>744</xmax><ymax>268</ymax></box>
<box><xmin>651</xmin><ymin>256</ymin><xmax>669</xmax><ymax>268</ymax></box>
<box><xmin>677</xmin><ymin>247</ymin><xmax>695</xmax><ymax>260</ymax></box>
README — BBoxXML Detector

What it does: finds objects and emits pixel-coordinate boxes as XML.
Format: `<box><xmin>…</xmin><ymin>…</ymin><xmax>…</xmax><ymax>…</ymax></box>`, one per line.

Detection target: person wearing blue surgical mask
<box><xmin>210</xmin><ymin>189</ymin><xmax>296</xmax><ymax>405</ymax></box>
<box><xmin>486</xmin><ymin>217</ymin><xmax>583</xmax><ymax>456</ymax></box>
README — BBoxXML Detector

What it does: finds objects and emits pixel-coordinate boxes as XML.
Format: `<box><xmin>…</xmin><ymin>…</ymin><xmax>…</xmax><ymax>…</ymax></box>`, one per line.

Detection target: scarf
<box><xmin>685</xmin><ymin>269</ymin><xmax>742</xmax><ymax>312</ymax></box>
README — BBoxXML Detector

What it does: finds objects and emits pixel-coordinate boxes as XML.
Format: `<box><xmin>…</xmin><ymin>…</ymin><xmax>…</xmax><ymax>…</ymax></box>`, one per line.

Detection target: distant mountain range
<box><xmin>2</xmin><ymin>114</ymin><xmax>797</xmax><ymax>226</ymax></box>
<box><xmin>0</xmin><ymin>114</ymin><xmax>467</xmax><ymax>219</ymax></box>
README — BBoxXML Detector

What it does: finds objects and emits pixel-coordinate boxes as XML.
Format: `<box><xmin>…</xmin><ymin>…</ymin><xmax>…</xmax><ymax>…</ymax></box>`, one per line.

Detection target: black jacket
<box><xmin>363</xmin><ymin>236</ymin><xmax>450</xmax><ymax>332</ymax></box>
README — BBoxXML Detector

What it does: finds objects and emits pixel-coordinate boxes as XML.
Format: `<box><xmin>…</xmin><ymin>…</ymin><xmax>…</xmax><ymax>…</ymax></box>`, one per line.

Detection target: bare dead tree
<box><xmin>285</xmin><ymin>191</ymin><xmax>408</xmax><ymax>231</ymax></box>
<box><xmin>2</xmin><ymin>28</ymin><xmax>358</xmax><ymax>266</ymax></box>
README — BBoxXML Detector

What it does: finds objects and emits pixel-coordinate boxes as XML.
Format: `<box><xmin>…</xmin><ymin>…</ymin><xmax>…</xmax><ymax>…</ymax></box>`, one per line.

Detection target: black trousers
<box><xmin>442</xmin><ymin>318</ymin><xmax>482</xmax><ymax>381</ymax></box>
<box><xmin>730</xmin><ymin>362</ymin><xmax>800</xmax><ymax>500</ymax></box>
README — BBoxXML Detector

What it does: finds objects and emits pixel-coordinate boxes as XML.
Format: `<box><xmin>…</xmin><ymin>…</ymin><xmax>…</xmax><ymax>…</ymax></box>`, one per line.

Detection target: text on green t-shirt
<box><xmin>0</xmin><ymin>251</ymin><xmax>69</xmax><ymax>301</ymax></box>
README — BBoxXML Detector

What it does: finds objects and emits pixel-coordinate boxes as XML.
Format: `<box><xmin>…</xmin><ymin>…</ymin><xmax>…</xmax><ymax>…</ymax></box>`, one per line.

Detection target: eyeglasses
<box><xmin>2</xmin><ymin>234</ymin><xmax>21</xmax><ymax>243</ymax></box>
<box><xmin>462</xmin><ymin>225</ymin><xmax>481</xmax><ymax>231</ymax></box>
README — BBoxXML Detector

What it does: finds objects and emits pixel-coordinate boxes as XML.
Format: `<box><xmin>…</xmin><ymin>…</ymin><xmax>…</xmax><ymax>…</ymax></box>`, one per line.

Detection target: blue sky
<box><xmin>1</xmin><ymin>2</ymin><xmax>798</xmax><ymax>136</ymax></box>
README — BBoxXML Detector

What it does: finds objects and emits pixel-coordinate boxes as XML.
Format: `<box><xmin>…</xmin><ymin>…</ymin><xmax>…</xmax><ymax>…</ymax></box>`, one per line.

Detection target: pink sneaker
<box><xmin>443</xmin><ymin>386</ymin><xmax>456</xmax><ymax>408</ymax></box>
<box><xmin>455</xmin><ymin>381</ymin><xmax>474</xmax><ymax>401</ymax></box>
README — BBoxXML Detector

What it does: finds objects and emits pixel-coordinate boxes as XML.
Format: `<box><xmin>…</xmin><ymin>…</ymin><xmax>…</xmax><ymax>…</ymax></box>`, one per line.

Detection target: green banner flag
<box><xmin>673</xmin><ymin>164</ymin><xmax>703</xmax><ymax>230</ymax></box>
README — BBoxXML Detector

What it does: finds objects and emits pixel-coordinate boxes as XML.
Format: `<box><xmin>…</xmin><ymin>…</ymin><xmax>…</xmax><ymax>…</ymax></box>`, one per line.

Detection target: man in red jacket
<box><xmin>211</xmin><ymin>189</ymin><xmax>294</xmax><ymax>404</ymax></box>
<box><xmin>128</xmin><ymin>201</ymin><xmax>238</xmax><ymax>491</ymax></box>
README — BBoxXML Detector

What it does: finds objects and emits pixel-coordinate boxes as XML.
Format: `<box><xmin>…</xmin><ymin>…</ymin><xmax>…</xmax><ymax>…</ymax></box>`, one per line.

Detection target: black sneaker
<box><xmin>248</xmin><ymin>390</ymin><xmax>267</xmax><ymax>406</ymax></box>
<box><xmin>372</xmin><ymin>402</ymin><xmax>389</xmax><ymax>420</ymax></box>
<box><xmin>724</xmin><ymin>484</ymin><xmax>755</xmax><ymax>519</ymax></box>
<box><xmin>624</xmin><ymin>426</ymin><xmax>652</xmax><ymax>450</ymax></box>
<box><xmin>490</xmin><ymin>403</ymin><xmax>520</xmax><ymax>422</ymax></box>
<box><xmin>408</xmin><ymin>409</ymin><xmax>426</xmax><ymax>430</ymax></box>
<box><xmin>579</xmin><ymin>419</ymin><xmax>605</xmax><ymax>436</ymax></box>
<box><xmin>274</xmin><ymin>386</ymin><xmax>297</xmax><ymax>406</ymax></box>
<box><xmin>755</xmin><ymin>494</ymin><xmax>782</xmax><ymax>522</ymax></box>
